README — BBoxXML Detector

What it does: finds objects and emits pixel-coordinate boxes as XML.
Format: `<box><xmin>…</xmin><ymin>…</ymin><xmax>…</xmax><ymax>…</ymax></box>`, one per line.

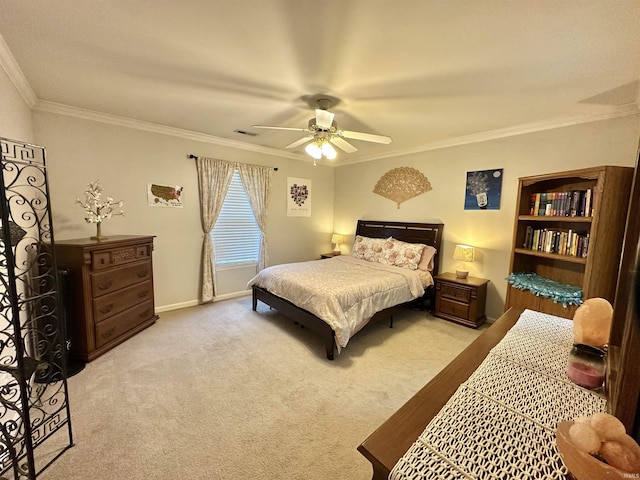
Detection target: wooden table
<box><xmin>357</xmin><ymin>307</ymin><xmax>524</xmax><ymax>480</ymax></box>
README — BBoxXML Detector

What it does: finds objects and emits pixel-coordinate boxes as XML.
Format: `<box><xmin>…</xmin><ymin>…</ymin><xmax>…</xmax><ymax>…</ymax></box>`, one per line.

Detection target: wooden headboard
<box><xmin>355</xmin><ymin>220</ymin><xmax>444</xmax><ymax>275</ymax></box>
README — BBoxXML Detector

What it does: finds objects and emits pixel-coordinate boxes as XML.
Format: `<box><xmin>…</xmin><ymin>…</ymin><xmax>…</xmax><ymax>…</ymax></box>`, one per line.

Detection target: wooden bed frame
<box><xmin>251</xmin><ymin>220</ymin><xmax>444</xmax><ymax>360</ymax></box>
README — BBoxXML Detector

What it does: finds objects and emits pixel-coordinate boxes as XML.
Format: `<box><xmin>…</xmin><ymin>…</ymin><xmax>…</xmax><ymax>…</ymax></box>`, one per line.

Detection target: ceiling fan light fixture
<box><xmin>255</xmin><ymin>94</ymin><xmax>391</xmax><ymax>159</ymax></box>
<box><xmin>305</xmin><ymin>142</ymin><xmax>323</xmax><ymax>160</ymax></box>
<box><xmin>321</xmin><ymin>142</ymin><xmax>337</xmax><ymax>160</ymax></box>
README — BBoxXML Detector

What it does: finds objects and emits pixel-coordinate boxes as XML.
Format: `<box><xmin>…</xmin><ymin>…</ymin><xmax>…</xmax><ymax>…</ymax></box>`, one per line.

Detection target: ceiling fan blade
<box><xmin>252</xmin><ymin>125</ymin><xmax>309</xmax><ymax>132</ymax></box>
<box><xmin>315</xmin><ymin>109</ymin><xmax>335</xmax><ymax>130</ymax></box>
<box><xmin>339</xmin><ymin>130</ymin><xmax>392</xmax><ymax>144</ymax></box>
<box><xmin>285</xmin><ymin>136</ymin><xmax>313</xmax><ymax>149</ymax></box>
<box><xmin>330</xmin><ymin>136</ymin><xmax>358</xmax><ymax>153</ymax></box>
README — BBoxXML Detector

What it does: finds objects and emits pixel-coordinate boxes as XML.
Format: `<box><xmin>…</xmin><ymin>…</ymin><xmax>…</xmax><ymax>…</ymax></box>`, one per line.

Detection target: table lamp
<box><xmin>453</xmin><ymin>244</ymin><xmax>475</xmax><ymax>278</ymax></box>
<box><xmin>331</xmin><ymin>233</ymin><xmax>343</xmax><ymax>255</ymax></box>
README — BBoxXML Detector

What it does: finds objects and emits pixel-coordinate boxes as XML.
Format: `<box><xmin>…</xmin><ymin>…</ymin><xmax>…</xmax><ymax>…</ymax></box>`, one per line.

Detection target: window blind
<box><xmin>212</xmin><ymin>171</ymin><xmax>261</xmax><ymax>266</ymax></box>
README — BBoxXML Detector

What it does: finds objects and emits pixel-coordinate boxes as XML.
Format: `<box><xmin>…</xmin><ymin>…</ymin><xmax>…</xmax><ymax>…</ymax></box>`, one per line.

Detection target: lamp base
<box><xmin>332</xmin><ymin>251</ymin><xmax>341</xmax><ymax>255</ymax></box>
<box><xmin>455</xmin><ymin>269</ymin><xmax>469</xmax><ymax>279</ymax></box>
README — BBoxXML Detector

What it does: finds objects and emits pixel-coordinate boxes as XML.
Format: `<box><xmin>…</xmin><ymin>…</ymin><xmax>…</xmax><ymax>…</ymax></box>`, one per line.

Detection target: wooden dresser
<box><xmin>54</xmin><ymin>235</ymin><xmax>158</xmax><ymax>362</ymax></box>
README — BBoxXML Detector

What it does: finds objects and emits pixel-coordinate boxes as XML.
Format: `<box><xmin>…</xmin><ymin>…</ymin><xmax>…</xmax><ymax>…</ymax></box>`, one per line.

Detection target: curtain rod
<box><xmin>187</xmin><ymin>154</ymin><xmax>278</xmax><ymax>171</ymax></box>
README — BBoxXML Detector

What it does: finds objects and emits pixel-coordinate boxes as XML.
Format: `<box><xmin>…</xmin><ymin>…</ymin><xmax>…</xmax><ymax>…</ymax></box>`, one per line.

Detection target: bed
<box><xmin>249</xmin><ymin>220</ymin><xmax>444</xmax><ymax>360</ymax></box>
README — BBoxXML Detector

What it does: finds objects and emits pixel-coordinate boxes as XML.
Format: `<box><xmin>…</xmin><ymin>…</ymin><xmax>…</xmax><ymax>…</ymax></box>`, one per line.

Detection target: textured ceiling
<box><xmin>1</xmin><ymin>0</ymin><xmax>639</xmax><ymax>164</ymax></box>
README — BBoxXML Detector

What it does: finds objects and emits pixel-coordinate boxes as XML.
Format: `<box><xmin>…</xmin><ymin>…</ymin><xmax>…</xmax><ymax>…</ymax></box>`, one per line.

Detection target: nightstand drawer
<box><xmin>438</xmin><ymin>297</ymin><xmax>470</xmax><ymax>319</ymax></box>
<box><xmin>434</xmin><ymin>273</ymin><xmax>489</xmax><ymax>329</ymax></box>
<box><xmin>440</xmin><ymin>283</ymin><xmax>471</xmax><ymax>303</ymax></box>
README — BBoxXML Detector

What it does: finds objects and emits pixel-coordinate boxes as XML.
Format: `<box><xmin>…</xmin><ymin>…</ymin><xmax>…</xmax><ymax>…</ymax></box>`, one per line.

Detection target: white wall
<box><xmin>32</xmin><ymin>111</ymin><xmax>335</xmax><ymax>311</ymax></box>
<box><xmin>0</xmin><ymin>68</ymin><xmax>33</xmax><ymax>142</ymax></box>
<box><xmin>334</xmin><ymin>116</ymin><xmax>640</xmax><ymax>321</ymax></box>
<box><xmin>3</xmin><ymin>71</ymin><xmax>639</xmax><ymax>319</ymax></box>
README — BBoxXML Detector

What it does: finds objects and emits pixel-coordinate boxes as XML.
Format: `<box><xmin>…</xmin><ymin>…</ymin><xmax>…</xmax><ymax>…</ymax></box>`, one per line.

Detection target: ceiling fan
<box><xmin>252</xmin><ymin>97</ymin><xmax>392</xmax><ymax>160</ymax></box>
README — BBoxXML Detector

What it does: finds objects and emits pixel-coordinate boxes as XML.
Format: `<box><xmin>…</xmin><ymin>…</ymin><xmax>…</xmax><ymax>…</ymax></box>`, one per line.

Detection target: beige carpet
<box><xmin>38</xmin><ymin>296</ymin><xmax>485</xmax><ymax>480</ymax></box>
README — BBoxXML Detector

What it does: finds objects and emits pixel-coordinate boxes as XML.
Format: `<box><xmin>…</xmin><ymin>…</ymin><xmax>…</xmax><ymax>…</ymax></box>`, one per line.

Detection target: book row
<box><xmin>523</xmin><ymin>226</ymin><xmax>590</xmax><ymax>257</ymax></box>
<box><xmin>528</xmin><ymin>189</ymin><xmax>593</xmax><ymax>217</ymax></box>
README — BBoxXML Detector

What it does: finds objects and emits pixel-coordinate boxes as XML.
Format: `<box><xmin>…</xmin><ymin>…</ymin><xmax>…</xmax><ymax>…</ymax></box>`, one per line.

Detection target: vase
<box><xmin>90</xmin><ymin>222</ymin><xmax>107</xmax><ymax>241</ymax></box>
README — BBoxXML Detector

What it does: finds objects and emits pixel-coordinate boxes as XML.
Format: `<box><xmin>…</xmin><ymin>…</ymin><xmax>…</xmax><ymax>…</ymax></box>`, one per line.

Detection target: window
<box><xmin>211</xmin><ymin>171</ymin><xmax>262</xmax><ymax>266</ymax></box>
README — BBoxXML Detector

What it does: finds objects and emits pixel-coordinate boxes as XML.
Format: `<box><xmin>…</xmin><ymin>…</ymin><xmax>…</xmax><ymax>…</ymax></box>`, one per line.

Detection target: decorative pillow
<box><xmin>418</xmin><ymin>245</ymin><xmax>437</xmax><ymax>272</ymax></box>
<box><xmin>382</xmin><ymin>238</ymin><xmax>425</xmax><ymax>270</ymax></box>
<box><xmin>351</xmin><ymin>235</ymin><xmax>393</xmax><ymax>263</ymax></box>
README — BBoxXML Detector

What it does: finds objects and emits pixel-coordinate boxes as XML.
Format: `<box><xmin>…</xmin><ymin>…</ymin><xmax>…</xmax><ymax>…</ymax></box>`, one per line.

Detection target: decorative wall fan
<box><xmin>252</xmin><ymin>97</ymin><xmax>392</xmax><ymax>161</ymax></box>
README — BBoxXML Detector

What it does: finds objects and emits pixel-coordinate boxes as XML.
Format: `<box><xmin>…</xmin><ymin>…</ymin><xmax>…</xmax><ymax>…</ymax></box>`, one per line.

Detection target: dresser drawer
<box><xmin>438</xmin><ymin>297</ymin><xmax>470</xmax><ymax>319</ymax></box>
<box><xmin>440</xmin><ymin>283</ymin><xmax>471</xmax><ymax>304</ymax></box>
<box><xmin>91</xmin><ymin>260</ymin><xmax>152</xmax><ymax>297</ymax></box>
<box><xmin>95</xmin><ymin>300</ymin><xmax>154</xmax><ymax>348</ymax></box>
<box><xmin>92</xmin><ymin>244</ymin><xmax>150</xmax><ymax>270</ymax></box>
<box><xmin>93</xmin><ymin>280</ymin><xmax>153</xmax><ymax>323</ymax></box>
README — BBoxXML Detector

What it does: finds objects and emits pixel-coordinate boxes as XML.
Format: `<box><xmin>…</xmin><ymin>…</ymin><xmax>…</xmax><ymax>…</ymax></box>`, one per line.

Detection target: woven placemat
<box><xmin>466</xmin><ymin>353</ymin><xmax>606</xmax><ymax>430</ymax></box>
<box><xmin>391</xmin><ymin>387</ymin><xmax>568</xmax><ymax>479</ymax></box>
<box><xmin>489</xmin><ymin>329</ymin><xmax>571</xmax><ymax>382</ymax></box>
<box><xmin>507</xmin><ymin>309</ymin><xmax>574</xmax><ymax>348</ymax></box>
<box><xmin>390</xmin><ymin>311</ymin><xmax>607</xmax><ymax>480</ymax></box>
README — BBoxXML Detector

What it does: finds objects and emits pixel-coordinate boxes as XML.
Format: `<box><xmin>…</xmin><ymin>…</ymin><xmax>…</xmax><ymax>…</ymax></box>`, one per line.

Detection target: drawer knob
<box><xmin>98</xmin><ymin>281</ymin><xmax>113</xmax><ymax>290</ymax></box>
<box><xmin>138</xmin><ymin>290</ymin><xmax>149</xmax><ymax>298</ymax></box>
<box><xmin>101</xmin><ymin>327</ymin><xmax>116</xmax><ymax>339</ymax></box>
<box><xmin>99</xmin><ymin>304</ymin><xmax>114</xmax><ymax>314</ymax></box>
<box><xmin>136</xmin><ymin>270</ymin><xmax>148</xmax><ymax>278</ymax></box>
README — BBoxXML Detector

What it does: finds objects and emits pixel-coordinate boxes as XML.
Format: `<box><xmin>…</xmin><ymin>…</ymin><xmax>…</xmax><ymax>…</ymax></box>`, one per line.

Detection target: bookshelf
<box><xmin>505</xmin><ymin>166</ymin><xmax>633</xmax><ymax>319</ymax></box>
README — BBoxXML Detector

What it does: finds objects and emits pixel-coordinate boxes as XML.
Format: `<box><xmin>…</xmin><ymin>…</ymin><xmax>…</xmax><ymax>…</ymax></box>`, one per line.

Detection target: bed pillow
<box><xmin>382</xmin><ymin>238</ymin><xmax>425</xmax><ymax>270</ymax></box>
<box><xmin>418</xmin><ymin>245</ymin><xmax>437</xmax><ymax>272</ymax></box>
<box><xmin>351</xmin><ymin>235</ymin><xmax>393</xmax><ymax>263</ymax></box>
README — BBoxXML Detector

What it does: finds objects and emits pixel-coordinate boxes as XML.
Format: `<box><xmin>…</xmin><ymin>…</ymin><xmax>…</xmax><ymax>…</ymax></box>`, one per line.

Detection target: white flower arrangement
<box><xmin>75</xmin><ymin>180</ymin><xmax>125</xmax><ymax>224</ymax></box>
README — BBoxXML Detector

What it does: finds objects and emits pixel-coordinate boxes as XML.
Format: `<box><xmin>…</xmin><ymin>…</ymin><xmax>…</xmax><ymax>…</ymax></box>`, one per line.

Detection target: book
<box><xmin>524</xmin><ymin>226</ymin><xmax>533</xmax><ymax>249</ymax></box>
<box><xmin>538</xmin><ymin>193</ymin><xmax>547</xmax><ymax>216</ymax></box>
<box><xmin>584</xmin><ymin>188</ymin><xmax>592</xmax><ymax>217</ymax></box>
<box><xmin>529</xmin><ymin>194</ymin><xmax>536</xmax><ymax>215</ymax></box>
<box><xmin>533</xmin><ymin>193</ymin><xmax>541</xmax><ymax>216</ymax></box>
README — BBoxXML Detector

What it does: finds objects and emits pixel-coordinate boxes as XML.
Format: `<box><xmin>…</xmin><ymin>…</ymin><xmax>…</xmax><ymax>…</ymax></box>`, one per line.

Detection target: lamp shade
<box><xmin>322</xmin><ymin>142</ymin><xmax>337</xmax><ymax>160</ymax></box>
<box><xmin>305</xmin><ymin>139</ymin><xmax>337</xmax><ymax>161</ymax></box>
<box><xmin>453</xmin><ymin>244</ymin><xmax>475</xmax><ymax>262</ymax></box>
<box><xmin>305</xmin><ymin>142</ymin><xmax>322</xmax><ymax>159</ymax></box>
<box><xmin>331</xmin><ymin>234</ymin><xmax>344</xmax><ymax>245</ymax></box>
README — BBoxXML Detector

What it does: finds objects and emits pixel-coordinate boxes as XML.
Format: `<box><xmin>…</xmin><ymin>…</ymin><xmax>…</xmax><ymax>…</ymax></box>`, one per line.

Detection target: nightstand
<box><xmin>434</xmin><ymin>272</ymin><xmax>489</xmax><ymax>328</ymax></box>
<box><xmin>320</xmin><ymin>252</ymin><xmax>341</xmax><ymax>259</ymax></box>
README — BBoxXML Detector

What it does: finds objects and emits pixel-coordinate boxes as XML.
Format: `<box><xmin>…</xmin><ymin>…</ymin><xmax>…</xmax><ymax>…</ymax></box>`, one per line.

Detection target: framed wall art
<box><xmin>287</xmin><ymin>177</ymin><xmax>311</xmax><ymax>217</ymax></box>
<box><xmin>148</xmin><ymin>183</ymin><xmax>184</xmax><ymax>208</ymax></box>
<box><xmin>464</xmin><ymin>168</ymin><xmax>503</xmax><ymax>210</ymax></box>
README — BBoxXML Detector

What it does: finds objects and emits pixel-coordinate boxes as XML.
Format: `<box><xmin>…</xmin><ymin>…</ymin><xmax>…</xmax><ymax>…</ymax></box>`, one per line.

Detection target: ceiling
<box><xmin>1</xmin><ymin>1</ymin><xmax>639</xmax><ymax>165</ymax></box>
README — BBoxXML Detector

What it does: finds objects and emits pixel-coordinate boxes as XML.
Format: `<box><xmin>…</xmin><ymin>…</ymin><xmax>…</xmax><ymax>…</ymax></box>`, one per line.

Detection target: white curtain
<box><xmin>196</xmin><ymin>157</ymin><xmax>234</xmax><ymax>302</ymax></box>
<box><xmin>237</xmin><ymin>163</ymin><xmax>272</xmax><ymax>271</ymax></box>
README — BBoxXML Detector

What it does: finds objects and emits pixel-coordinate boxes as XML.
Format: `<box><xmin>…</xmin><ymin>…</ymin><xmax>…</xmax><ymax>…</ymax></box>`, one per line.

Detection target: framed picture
<box><xmin>287</xmin><ymin>177</ymin><xmax>311</xmax><ymax>217</ymax></box>
<box><xmin>464</xmin><ymin>168</ymin><xmax>503</xmax><ymax>210</ymax></box>
<box><xmin>148</xmin><ymin>183</ymin><xmax>184</xmax><ymax>208</ymax></box>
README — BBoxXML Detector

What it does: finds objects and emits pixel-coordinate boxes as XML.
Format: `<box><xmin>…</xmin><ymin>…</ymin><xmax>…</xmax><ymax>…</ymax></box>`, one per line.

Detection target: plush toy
<box><xmin>572</xmin><ymin>298</ymin><xmax>614</xmax><ymax>348</ymax></box>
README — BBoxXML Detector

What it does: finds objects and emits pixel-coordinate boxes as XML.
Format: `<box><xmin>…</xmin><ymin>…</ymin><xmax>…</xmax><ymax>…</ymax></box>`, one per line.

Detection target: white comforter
<box><xmin>247</xmin><ymin>255</ymin><xmax>429</xmax><ymax>349</ymax></box>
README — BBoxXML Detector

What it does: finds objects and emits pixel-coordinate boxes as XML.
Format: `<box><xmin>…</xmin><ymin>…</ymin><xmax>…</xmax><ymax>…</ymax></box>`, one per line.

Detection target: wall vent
<box><xmin>234</xmin><ymin>129</ymin><xmax>258</xmax><ymax>136</ymax></box>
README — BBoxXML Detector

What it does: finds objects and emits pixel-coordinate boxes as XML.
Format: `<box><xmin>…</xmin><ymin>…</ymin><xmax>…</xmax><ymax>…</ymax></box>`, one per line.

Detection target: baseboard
<box><xmin>155</xmin><ymin>300</ymin><xmax>200</xmax><ymax>313</ymax></box>
<box><xmin>155</xmin><ymin>291</ymin><xmax>252</xmax><ymax>313</ymax></box>
<box><xmin>213</xmin><ymin>290</ymin><xmax>252</xmax><ymax>302</ymax></box>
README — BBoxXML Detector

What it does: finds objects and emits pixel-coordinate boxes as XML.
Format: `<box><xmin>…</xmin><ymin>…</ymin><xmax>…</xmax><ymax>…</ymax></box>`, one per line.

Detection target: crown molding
<box><xmin>31</xmin><ymin>100</ymin><xmax>639</xmax><ymax>167</ymax></box>
<box><xmin>2</xmin><ymin>28</ymin><xmax>638</xmax><ymax>165</ymax></box>
<box><xmin>33</xmin><ymin>100</ymin><xmax>307</xmax><ymax>161</ymax></box>
<box><xmin>0</xmin><ymin>32</ymin><xmax>36</xmax><ymax>108</ymax></box>
<box><xmin>340</xmin><ymin>103</ymin><xmax>640</xmax><ymax>166</ymax></box>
